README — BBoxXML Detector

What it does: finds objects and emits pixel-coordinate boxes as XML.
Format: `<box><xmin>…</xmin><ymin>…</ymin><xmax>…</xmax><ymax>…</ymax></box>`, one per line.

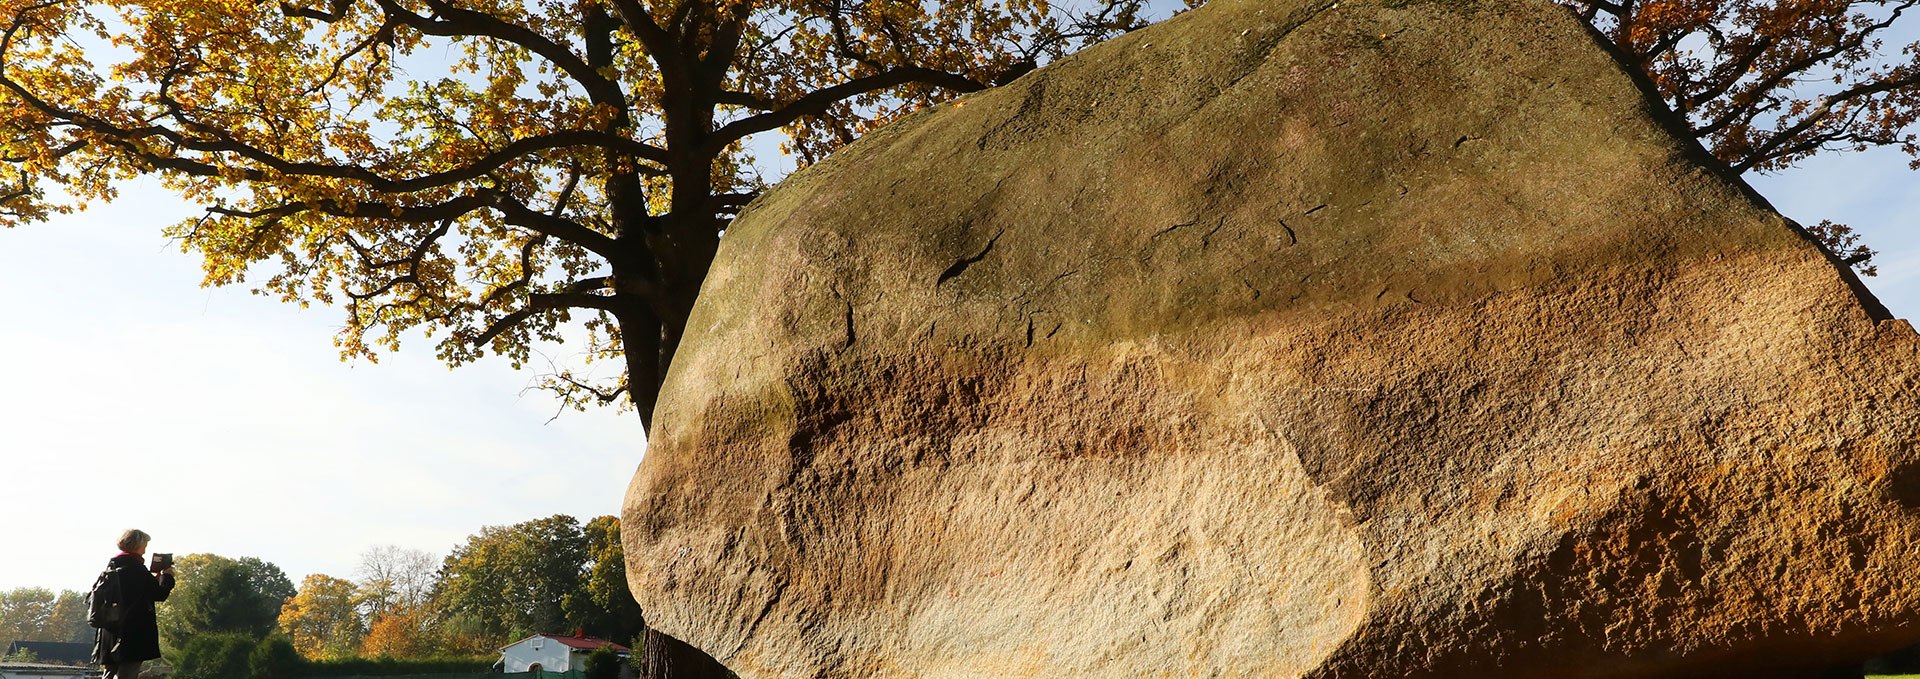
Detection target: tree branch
<box><xmin>715</xmin><ymin>90</ymin><xmax>775</xmax><ymax>109</ymax></box>
<box><xmin>342</xmin><ymin>219</ymin><xmax>453</xmax><ymax>300</ymax></box>
<box><xmin>704</xmin><ymin>67</ymin><xmax>985</xmax><ymax>152</ymax></box>
<box><xmin>0</xmin><ymin>58</ymin><xmax>666</xmax><ymax>192</ymax></box>
<box><xmin>474</xmin><ymin>292</ymin><xmax>623</xmax><ymax>346</ymax></box>
<box><xmin>708</xmin><ymin>190</ymin><xmax>758</xmax><ymax>214</ymax></box>
<box><xmin>1561</xmin><ymin>0</ymin><xmax>1625</xmax><ymax>17</ymax></box>
<box><xmin>1694</xmin><ymin>3</ymin><xmax>1914</xmax><ymax>140</ymax></box>
<box><xmin>1734</xmin><ymin>70</ymin><xmax>1920</xmax><ymax>173</ymax></box>
<box><xmin>206</xmin><ymin>190</ymin><xmax>619</xmax><ymax>258</ymax></box>
<box><xmin>372</xmin><ymin>0</ymin><xmax>629</xmax><ymax>112</ymax></box>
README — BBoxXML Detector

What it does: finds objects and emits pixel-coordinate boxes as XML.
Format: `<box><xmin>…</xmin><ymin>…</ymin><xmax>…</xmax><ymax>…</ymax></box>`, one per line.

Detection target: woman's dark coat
<box><xmin>92</xmin><ymin>554</ymin><xmax>175</xmax><ymax>664</ymax></box>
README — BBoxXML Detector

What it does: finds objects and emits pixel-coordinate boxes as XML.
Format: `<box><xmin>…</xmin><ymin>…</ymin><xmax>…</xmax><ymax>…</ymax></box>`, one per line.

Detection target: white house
<box><xmin>498</xmin><ymin>632</ymin><xmax>630</xmax><ymax>673</ymax></box>
<box><xmin>0</xmin><ymin>663</ymin><xmax>90</xmax><ymax>679</ymax></box>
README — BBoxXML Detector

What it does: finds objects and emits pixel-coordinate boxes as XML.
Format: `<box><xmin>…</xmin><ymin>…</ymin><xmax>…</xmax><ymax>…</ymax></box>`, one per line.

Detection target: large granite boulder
<box><xmin>622</xmin><ymin>0</ymin><xmax>1920</xmax><ymax>676</ymax></box>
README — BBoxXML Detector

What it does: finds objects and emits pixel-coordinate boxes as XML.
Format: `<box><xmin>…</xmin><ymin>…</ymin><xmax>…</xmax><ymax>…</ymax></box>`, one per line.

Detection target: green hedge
<box><xmin>170</xmin><ymin>634</ymin><xmax>492</xmax><ymax>679</ymax></box>
<box><xmin>300</xmin><ymin>656</ymin><xmax>496</xmax><ymax>676</ymax></box>
<box><xmin>173</xmin><ymin>633</ymin><xmax>259</xmax><ymax>679</ymax></box>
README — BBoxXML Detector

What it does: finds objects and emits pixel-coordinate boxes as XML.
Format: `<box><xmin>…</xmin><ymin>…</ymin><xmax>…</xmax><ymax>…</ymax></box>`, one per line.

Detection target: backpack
<box><xmin>86</xmin><ymin>565</ymin><xmax>125</xmax><ymax>629</ymax></box>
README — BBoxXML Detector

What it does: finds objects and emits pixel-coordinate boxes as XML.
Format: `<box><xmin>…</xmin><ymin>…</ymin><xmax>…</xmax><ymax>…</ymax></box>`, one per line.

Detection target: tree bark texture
<box><xmin>639</xmin><ymin>626</ymin><xmax>734</xmax><ymax>679</ymax></box>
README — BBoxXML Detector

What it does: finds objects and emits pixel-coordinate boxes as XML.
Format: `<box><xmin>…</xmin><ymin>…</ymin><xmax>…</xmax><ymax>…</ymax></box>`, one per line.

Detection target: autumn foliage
<box><xmin>0</xmin><ymin>588</ymin><xmax>89</xmax><ymax>646</ymax></box>
<box><xmin>277</xmin><ymin>574</ymin><xmax>365</xmax><ymax>660</ymax></box>
<box><xmin>359</xmin><ymin>605</ymin><xmax>438</xmax><ymax>659</ymax></box>
<box><xmin>266</xmin><ymin>516</ymin><xmax>638</xmax><ymax>662</ymax></box>
<box><xmin>0</xmin><ymin>0</ymin><xmax>1149</xmax><ymax>425</ymax></box>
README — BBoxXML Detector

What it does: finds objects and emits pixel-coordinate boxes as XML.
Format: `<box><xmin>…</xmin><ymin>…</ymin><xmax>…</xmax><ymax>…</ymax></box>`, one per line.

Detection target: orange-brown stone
<box><xmin>624</xmin><ymin>1</ymin><xmax>1920</xmax><ymax>676</ymax></box>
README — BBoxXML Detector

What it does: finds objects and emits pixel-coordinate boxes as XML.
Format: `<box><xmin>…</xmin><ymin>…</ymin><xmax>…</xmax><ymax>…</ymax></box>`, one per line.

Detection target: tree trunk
<box><xmin>624</xmin><ymin>268</ymin><xmax>729</xmax><ymax>679</ymax></box>
<box><xmin>624</xmin><ymin>138</ymin><xmax>730</xmax><ymax>679</ymax></box>
<box><xmin>638</xmin><ymin>625</ymin><xmax>733</xmax><ymax>679</ymax></box>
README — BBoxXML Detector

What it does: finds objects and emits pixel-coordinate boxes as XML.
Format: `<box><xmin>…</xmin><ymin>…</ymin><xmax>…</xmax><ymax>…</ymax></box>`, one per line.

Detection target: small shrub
<box><xmin>249</xmin><ymin>636</ymin><xmax>305</xmax><ymax>679</ymax></box>
<box><xmin>583</xmin><ymin>647</ymin><xmax>621</xmax><ymax>679</ymax></box>
<box><xmin>172</xmin><ymin>633</ymin><xmax>256</xmax><ymax>679</ymax></box>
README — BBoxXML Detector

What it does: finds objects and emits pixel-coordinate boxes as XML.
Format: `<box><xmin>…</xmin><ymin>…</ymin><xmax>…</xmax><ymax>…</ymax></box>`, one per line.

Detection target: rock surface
<box><xmin>622</xmin><ymin>0</ymin><xmax>1920</xmax><ymax>676</ymax></box>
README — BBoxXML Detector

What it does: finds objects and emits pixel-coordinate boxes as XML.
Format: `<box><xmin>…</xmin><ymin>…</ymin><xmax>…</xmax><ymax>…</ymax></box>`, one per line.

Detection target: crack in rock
<box><xmin>937</xmin><ymin>229</ymin><xmax>1006</xmax><ymax>287</ymax></box>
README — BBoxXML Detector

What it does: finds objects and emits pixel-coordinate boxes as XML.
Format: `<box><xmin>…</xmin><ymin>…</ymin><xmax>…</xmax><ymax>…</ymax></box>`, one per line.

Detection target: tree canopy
<box><xmin>358</xmin><ymin>603</ymin><xmax>438</xmax><ymax>659</ymax></box>
<box><xmin>0</xmin><ymin>587</ymin><xmax>88</xmax><ymax>645</ymax></box>
<box><xmin>567</xmin><ymin>515</ymin><xmax>644</xmax><ymax>645</ymax></box>
<box><xmin>0</xmin><ymin>0</ymin><xmax>1151</xmax><ymax>426</ymax></box>
<box><xmin>432</xmin><ymin>513</ymin><xmax>589</xmax><ymax>647</ymax></box>
<box><xmin>266</xmin><ymin>522</ymin><xmax>639</xmax><ymax>659</ymax></box>
<box><xmin>277</xmin><ymin>573</ymin><xmax>365</xmax><ymax>660</ymax></box>
<box><xmin>355</xmin><ymin>545</ymin><xmax>437</xmax><ymax>621</ymax></box>
<box><xmin>272</xmin><ymin>548</ymin><xmax>444</xmax><ymax>660</ymax></box>
<box><xmin>159</xmin><ymin>554</ymin><xmax>297</xmax><ymax>649</ymax></box>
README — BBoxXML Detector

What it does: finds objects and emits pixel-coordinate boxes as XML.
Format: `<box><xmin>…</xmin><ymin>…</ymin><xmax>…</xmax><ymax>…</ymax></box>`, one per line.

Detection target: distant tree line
<box><xmin>0</xmin><ymin>587</ymin><xmax>90</xmax><ymax>647</ymax></box>
<box><xmin>2</xmin><ymin>514</ymin><xmax>640</xmax><ymax>673</ymax></box>
<box><xmin>274</xmin><ymin>514</ymin><xmax>641</xmax><ymax>661</ymax></box>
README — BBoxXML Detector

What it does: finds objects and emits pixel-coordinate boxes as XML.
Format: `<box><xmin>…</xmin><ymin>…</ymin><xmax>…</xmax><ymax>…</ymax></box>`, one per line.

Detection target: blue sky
<box><xmin>2</xmin><ymin>5</ymin><xmax>1917</xmax><ymax>594</ymax></box>
<box><xmin>1750</xmin><ymin>148</ymin><xmax>1920</xmax><ymax>319</ymax></box>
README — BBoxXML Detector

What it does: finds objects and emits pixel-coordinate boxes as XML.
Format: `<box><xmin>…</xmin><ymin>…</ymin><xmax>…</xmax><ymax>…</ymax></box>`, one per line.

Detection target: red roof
<box><xmin>502</xmin><ymin>633</ymin><xmax>630</xmax><ymax>653</ymax></box>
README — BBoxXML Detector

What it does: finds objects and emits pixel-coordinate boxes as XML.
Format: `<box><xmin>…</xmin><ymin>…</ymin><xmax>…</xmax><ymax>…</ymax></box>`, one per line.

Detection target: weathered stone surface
<box><xmin>622</xmin><ymin>0</ymin><xmax>1920</xmax><ymax>676</ymax></box>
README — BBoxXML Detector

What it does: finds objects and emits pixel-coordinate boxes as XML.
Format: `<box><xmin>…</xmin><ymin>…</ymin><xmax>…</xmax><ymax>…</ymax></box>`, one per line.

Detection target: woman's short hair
<box><xmin>116</xmin><ymin>529</ymin><xmax>151</xmax><ymax>552</ymax></box>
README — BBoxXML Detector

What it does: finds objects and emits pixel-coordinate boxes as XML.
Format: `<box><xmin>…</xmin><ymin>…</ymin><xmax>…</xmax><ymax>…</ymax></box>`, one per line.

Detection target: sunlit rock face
<box><xmin>623</xmin><ymin>0</ymin><xmax>1920</xmax><ymax>676</ymax></box>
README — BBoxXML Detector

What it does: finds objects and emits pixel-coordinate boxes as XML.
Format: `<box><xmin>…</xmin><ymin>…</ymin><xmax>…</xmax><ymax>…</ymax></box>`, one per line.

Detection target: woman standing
<box><xmin>94</xmin><ymin>529</ymin><xmax>176</xmax><ymax>679</ymax></box>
